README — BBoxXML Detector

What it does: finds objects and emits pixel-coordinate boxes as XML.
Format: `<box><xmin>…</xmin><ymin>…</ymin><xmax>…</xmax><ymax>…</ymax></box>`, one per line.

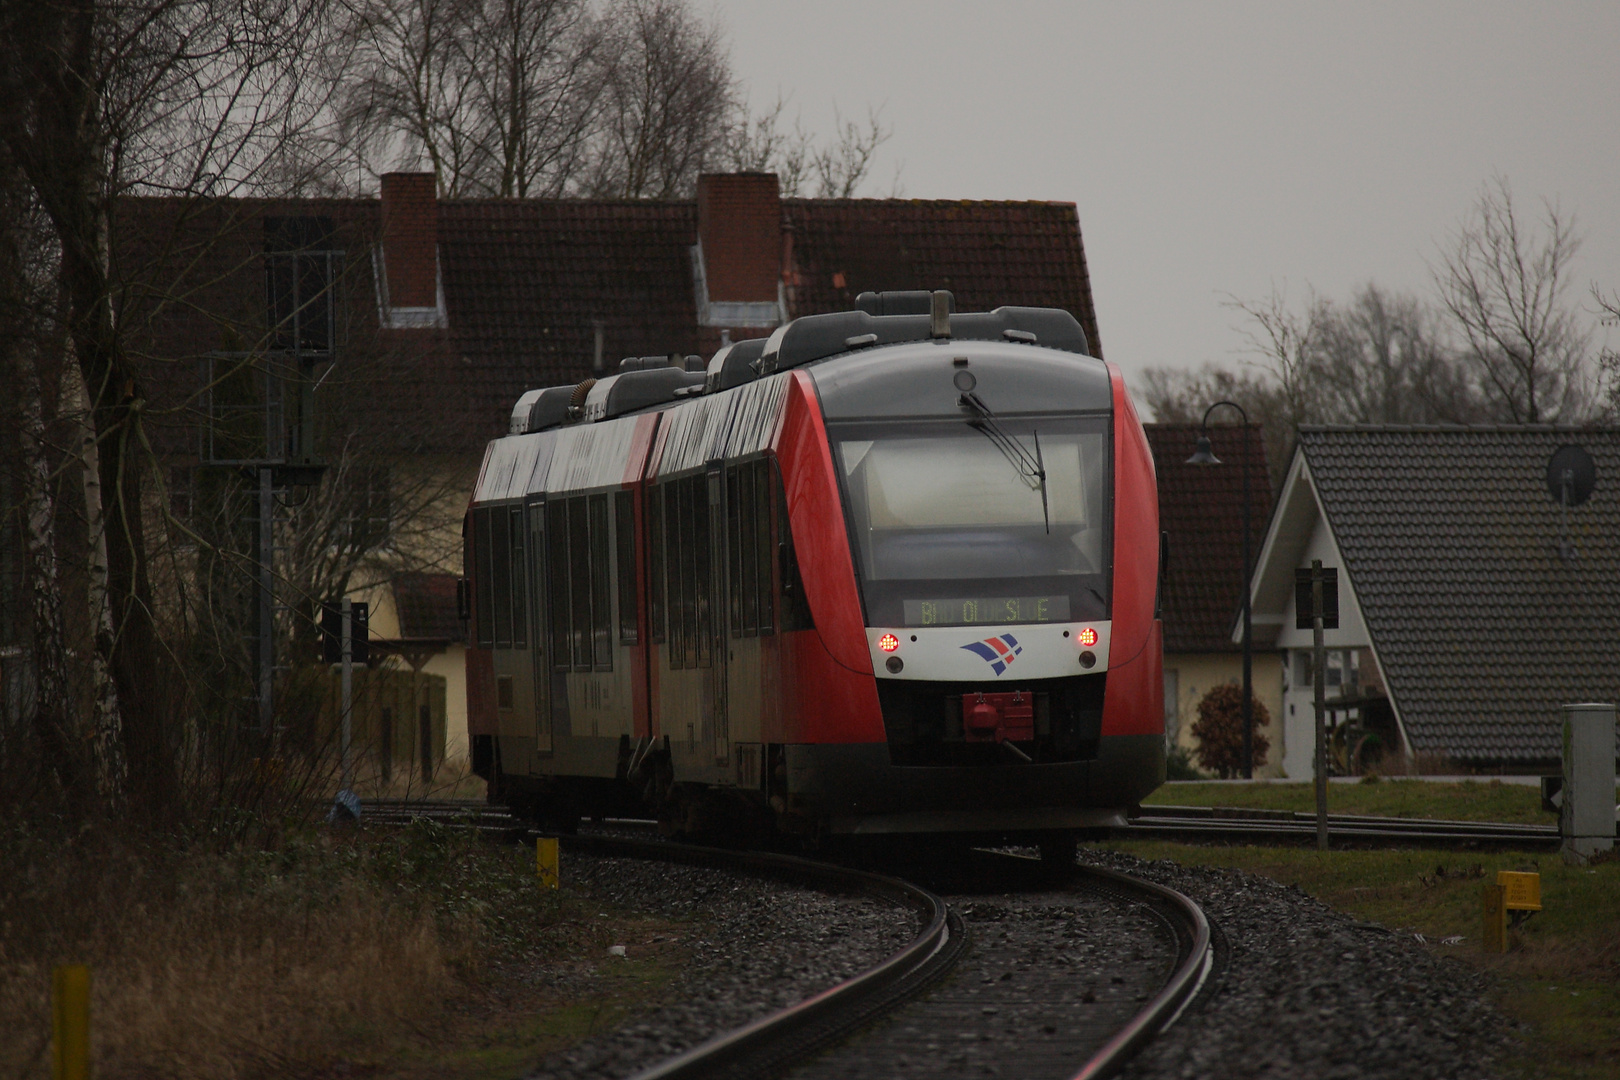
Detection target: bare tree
<box><xmin>1432</xmin><ymin>175</ymin><xmax>1592</xmax><ymax>423</ymax></box>
<box><xmin>725</xmin><ymin>97</ymin><xmax>896</xmax><ymax>198</ymax></box>
<box><xmin>1311</xmin><ymin>285</ymin><xmax>1486</xmax><ymax>425</ymax></box>
<box><xmin>582</xmin><ymin>0</ymin><xmax>734</xmax><ymax>199</ymax></box>
<box><xmin>0</xmin><ymin>0</ymin><xmax>346</xmax><ymax>813</ymax></box>
<box><xmin>1145</xmin><ymin>284</ymin><xmax>1490</xmax><ymax>481</ymax></box>
<box><xmin>810</xmin><ymin>106</ymin><xmax>892</xmax><ymax>199</ymax></box>
<box><xmin>337</xmin><ymin>0</ymin><xmax>603</xmax><ymax>197</ymax></box>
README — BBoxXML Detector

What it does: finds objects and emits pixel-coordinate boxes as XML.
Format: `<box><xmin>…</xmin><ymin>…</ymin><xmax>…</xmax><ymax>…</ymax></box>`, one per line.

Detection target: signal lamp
<box><xmin>1077</xmin><ymin>627</ymin><xmax>1098</xmax><ymax>647</ymax></box>
<box><xmin>878</xmin><ymin>633</ymin><xmax>899</xmax><ymax>653</ymax></box>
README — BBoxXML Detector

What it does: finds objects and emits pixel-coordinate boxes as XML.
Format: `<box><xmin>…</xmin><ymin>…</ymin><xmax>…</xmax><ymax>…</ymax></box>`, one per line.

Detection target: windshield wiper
<box><xmin>960</xmin><ymin>391</ymin><xmax>1050</xmax><ymax>534</ymax></box>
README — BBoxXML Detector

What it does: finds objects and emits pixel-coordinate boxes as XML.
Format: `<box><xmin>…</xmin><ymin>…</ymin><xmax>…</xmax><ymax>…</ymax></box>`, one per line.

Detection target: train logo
<box><xmin>961</xmin><ymin>634</ymin><xmax>1023</xmax><ymax>676</ymax></box>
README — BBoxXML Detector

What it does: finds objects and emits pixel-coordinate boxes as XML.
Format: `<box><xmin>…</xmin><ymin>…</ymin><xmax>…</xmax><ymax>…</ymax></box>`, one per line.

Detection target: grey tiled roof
<box><xmin>1301</xmin><ymin>426</ymin><xmax>1620</xmax><ymax>766</ymax></box>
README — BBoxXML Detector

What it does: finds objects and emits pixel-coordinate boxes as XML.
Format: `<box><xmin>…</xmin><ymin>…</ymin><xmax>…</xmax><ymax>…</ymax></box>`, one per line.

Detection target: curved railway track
<box><xmin>356</xmin><ymin>798</ymin><xmax>1214</xmax><ymax>1079</ymax></box>
<box><xmin>1128</xmin><ymin>804</ymin><xmax>1560</xmax><ymax>848</ymax></box>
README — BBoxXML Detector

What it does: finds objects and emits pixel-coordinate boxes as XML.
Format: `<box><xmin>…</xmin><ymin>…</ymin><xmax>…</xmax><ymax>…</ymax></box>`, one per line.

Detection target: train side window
<box><xmin>472</xmin><ymin>508</ymin><xmax>493</xmax><ymax>647</ymax></box>
<box><xmin>528</xmin><ymin>502</ymin><xmax>545</xmax><ymax>662</ymax></box>
<box><xmin>590</xmin><ymin>492</ymin><xmax>613</xmax><ymax>669</ymax></box>
<box><xmin>545</xmin><ymin>500</ymin><xmax>570</xmax><ymax>670</ymax></box>
<box><xmin>491</xmin><ymin>504</ymin><xmax>512</xmax><ymax>647</ymax></box>
<box><xmin>754</xmin><ymin>459</ymin><xmax>773</xmax><ymax>635</ymax></box>
<box><xmin>737</xmin><ymin>463</ymin><xmax>756</xmax><ymax>636</ymax></box>
<box><xmin>726</xmin><ymin>467</ymin><xmax>743</xmax><ymax>638</ymax></box>
<box><xmin>615</xmin><ymin>490</ymin><xmax>637</xmax><ymax>645</ymax></box>
<box><xmin>647</xmin><ymin>485</ymin><xmax>666</xmax><ymax>644</ymax></box>
<box><xmin>685</xmin><ymin>476</ymin><xmax>702</xmax><ymax>668</ymax></box>
<box><xmin>774</xmin><ymin>463</ymin><xmax>814</xmax><ymax>632</ymax></box>
<box><xmin>508</xmin><ymin>505</ymin><xmax>526</xmax><ymax>648</ymax></box>
<box><xmin>666</xmin><ymin>482</ymin><xmax>685</xmax><ymax>668</ymax></box>
<box><xmin>695</xmin><ymin>474</ymin><xmax>713</xmax><ymax>668</ymax></box>
<box><xmin>568</xmin><ymin>494</ymin><xmax>592</xmax><ymax>670</ymax></box>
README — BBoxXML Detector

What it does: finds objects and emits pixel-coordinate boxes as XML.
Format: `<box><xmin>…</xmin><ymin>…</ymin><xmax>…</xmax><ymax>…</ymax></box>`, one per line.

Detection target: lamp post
<box><xmin>1186</xmin><ymin>401</ymin><xmax>1254</xmax><ymax>779</ymax></box>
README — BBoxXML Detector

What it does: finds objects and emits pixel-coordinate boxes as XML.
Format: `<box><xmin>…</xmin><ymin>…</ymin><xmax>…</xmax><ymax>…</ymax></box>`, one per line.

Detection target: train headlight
<box><xmin>878</xmin><ymin>633</ymin><xmax>899</xmax><ymax>653</ymax></box>
<box><xmin>1077</xmin><ymin>627</ymin><xmax>1098</xmax><ymax>647</ymax></box>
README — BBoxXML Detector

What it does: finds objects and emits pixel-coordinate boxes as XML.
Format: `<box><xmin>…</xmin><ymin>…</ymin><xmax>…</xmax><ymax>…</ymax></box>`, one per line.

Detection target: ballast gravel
<box><xmin>1086</xmin><ymin>849</ymin><xmax>1515</xmax><ymax>1080</ymax></box>
<box><xmin>523</xmin><ymin>853</ymin><xmax>919</xmax><ymax>1080</ymax></box>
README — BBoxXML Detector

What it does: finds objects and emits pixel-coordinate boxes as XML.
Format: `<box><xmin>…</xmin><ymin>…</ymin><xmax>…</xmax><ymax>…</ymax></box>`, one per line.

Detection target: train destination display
<box><xmin>903</xmin><ymin>596</ymin><xmax>1071</xmax><ymax>626</ymax></box>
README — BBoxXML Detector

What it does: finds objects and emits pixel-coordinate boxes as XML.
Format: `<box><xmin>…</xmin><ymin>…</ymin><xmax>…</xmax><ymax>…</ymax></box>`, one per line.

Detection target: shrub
<box><xmin>1190</xmin><ymin>683</ymin><xmax>1271</xmax><ymax>779</ymax></box>
<box><xmin>1165</xmin><ymin>741</ymin><xmax>1204</xmax><ymax>780</ymax></box>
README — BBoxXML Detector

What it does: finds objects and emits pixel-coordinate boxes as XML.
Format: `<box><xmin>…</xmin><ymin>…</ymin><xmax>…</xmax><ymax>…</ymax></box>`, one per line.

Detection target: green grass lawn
<box><xmin>1117</xmin><ymin>780</ymin><xmax>1620</xmax><ymax>1079</ymax></box>
<box><xmin>1145</xmin><ymin>778</ymin><xmax>1559</xmax><ymax>824</ymax></box>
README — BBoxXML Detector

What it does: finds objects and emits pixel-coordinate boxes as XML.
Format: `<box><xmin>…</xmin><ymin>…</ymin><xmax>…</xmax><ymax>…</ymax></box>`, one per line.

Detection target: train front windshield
<box><xmin>833</xmin><ymin>418</ymin><xmax>1111</xmax><ymax>628</ymax></box>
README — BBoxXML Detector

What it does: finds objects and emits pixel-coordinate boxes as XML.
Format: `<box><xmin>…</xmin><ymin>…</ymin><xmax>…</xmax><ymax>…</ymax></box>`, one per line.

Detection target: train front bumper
<box><xmin>782</xmin><ymin>734</ymin><xmax>1164</xmax><ymax>835</ymax></box>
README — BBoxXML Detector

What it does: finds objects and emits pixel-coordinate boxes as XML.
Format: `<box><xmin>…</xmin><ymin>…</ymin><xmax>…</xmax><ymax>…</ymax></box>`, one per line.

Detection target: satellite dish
<box><xmin>1546</xmin><ymin>445</ymin><xmax>1596</xmax><ymax>507</ymax></box>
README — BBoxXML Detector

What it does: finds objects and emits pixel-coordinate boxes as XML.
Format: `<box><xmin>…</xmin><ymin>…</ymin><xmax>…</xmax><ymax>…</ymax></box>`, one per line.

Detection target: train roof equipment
<box><xmin>506</xmin><ymin>290</ymin><xmax>1095</xmax><ymax>434</ymax></box>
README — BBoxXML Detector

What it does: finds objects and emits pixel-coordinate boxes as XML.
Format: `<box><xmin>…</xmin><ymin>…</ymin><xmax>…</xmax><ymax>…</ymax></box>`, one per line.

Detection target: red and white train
<box><xmin>464</xmin><ymin>291</ymin><xmax>1164</xmax><ymax>844</ymax></box>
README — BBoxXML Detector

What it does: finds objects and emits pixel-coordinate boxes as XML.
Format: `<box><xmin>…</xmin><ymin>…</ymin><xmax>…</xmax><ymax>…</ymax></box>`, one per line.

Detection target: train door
<box><xmin>706</xmin><ymin>462</ymin><xmax>729</xmax><ymax>765</ymax></box>
<box><xmin>526</xmin><ymin>494</ymin><xmax>552</xmax><ymax>754</ymax></box>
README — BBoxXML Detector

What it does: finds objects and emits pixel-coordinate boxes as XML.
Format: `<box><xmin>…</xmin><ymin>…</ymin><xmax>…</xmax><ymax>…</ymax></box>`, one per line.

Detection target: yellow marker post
<box><xmin>536</xmin><ymin>837</ymin><xmax>559</xmax><ymax>890</ymax></box>
<box><xmin>1497</xmin><ymin>871</ymin><xmax>1542</xmax><ymax>913</ymax></box>
<box><xmin>1481</xmin><ymin>883</ymin><xmax>1507</xmax><ymax>953</ymax></box>
<box><xmin>52</xmin><ymin>965</ymin><xmax>90</xmax><ymax>1080</ymax></box>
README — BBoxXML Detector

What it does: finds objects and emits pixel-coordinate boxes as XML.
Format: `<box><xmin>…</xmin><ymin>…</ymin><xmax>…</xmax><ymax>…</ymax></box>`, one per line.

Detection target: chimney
<box><xmin>692</xmin><ymin>173</ymin><xmax>783</xmax><ymax>328</ymax></box>
<box><xmin>378</xmin><ymin>172</ymin><xmax>443</xmax><ymax>324</ymax></box>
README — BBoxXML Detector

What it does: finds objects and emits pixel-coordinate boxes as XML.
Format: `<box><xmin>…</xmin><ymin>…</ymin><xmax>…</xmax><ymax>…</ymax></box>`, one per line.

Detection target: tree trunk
<box><xmin>63</xmin><ymin>348</ymin><xmax>127</xmax><ymax>805</ymax></box>
<box><xmin>15</xmin><ymin>326</ymin><xmax>86</xmax><ymax>809</ymax></box>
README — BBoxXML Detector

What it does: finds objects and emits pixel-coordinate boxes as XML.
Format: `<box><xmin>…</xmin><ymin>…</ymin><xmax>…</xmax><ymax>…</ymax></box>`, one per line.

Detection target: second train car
<box><xmin>464</xmin><ymin>291</ymin><xmax>1164</xmax><ymax>844</ymax></box>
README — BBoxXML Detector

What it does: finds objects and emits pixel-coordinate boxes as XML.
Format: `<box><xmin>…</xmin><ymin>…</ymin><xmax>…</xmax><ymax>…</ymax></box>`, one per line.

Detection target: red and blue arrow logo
<box><xmin>961</xmin><ymin>634</ymin><xmax>1022</xmax><ymax>676</ymax></box>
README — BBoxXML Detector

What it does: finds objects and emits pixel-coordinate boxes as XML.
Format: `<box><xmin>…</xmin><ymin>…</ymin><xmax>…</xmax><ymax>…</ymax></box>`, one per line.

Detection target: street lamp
<box><xmin>1185</xmin><ymin>401</ymin><xmax>1255</xmax><ymax>780</ymax></box>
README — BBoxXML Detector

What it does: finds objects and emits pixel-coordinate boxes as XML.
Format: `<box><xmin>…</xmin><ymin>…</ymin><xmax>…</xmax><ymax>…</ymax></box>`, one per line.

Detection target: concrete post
<box><xmin>1560</xmin><ymin>703</ymin><xmax>1616</xmax><ymax>865</ymax></box>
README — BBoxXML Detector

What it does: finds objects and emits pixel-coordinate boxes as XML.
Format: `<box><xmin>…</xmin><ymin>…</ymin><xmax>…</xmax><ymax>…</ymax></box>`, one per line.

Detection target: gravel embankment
<box><xmin>1088</xmin><ymin>849</ymin><xmax>1515</xmax><ymax>1080</ymax></box>
<box><xmin>524</xmin><ymin>854</ymin><xmax>920</xmax><ymax>1080</ymax></box>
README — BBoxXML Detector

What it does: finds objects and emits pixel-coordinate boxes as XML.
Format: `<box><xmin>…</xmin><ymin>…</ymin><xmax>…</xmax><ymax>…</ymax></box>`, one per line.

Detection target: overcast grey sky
<box><xmin>709</xmin><ymin>1</ymin><xmax>1620</xmax><ymax>395</ymax></box>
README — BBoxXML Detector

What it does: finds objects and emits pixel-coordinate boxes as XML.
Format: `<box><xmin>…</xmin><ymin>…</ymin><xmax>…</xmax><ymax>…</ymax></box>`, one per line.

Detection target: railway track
<box><xmin>1128</xmin><ymin>804</ymin><xmax>1560</xmax><ymax>848</ymax></box>
<box><xmin>356</xmin><ymin>799</ymin><xmax>1212</xmax><ymax>1079</ymax></box>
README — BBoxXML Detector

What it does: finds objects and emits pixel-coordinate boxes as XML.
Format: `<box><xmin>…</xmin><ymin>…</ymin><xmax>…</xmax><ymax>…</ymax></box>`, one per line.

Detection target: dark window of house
<box><xmin>339</xmin><ymin>467</ymin><xmax>392</xmax><ymax>551</ymax></box>
<box><xmin>474</xmin><ymin>507</ymin><xmax>494</xmax><ymax>648</ymax></box>
<box><xmin>491</xmin><ymin>505</ymin><xmax>512</xmax><ymax>647</ymax></box>
<box><xmin>615</xmin><ymin>490</ymin><xmax>637</xmax><ymax>645</ymax></box>
<box><xmin>546</xmin><ymin>500</ymin><xmax>571</xmax><ymax>670</ymax></box>
<box><xmin>775</xmin><ymin>463</ymin><xmax>814</xmax><ymax>632</ymax></box>
<box><xmin>589</xmin><ymin>493</ymin><xmax>613</xmax><ymax>668</ymax></box>
<box><xmin>508</xmin><ymin>505</ymin><xmax>526</xmax><ymax>648</ymax></box>
<box><xmin>755</xmin><ymin>459</ymin><xmax>774</xmax><ymax>635</ymax></box>
<box><xmin>648</xmin><ymin>485</ymin><xmax>666</xmax><ymax>644</ymax></box>
<box><xmin>264</xmin><ymin>216</ymin><xmax>337</xmax><ymax>354</ymax></box>
<box><xmin>569</xmin><ymin>495</ymin><xmax>592</xmax><ymax>670</ymax></box>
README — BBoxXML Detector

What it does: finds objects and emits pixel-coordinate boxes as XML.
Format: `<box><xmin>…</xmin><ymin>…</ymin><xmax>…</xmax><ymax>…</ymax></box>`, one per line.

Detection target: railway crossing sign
<box><xmin>1294</xmin><ymin>566</ymin><xmax>1338</xmax><ymax>629</ymax></box>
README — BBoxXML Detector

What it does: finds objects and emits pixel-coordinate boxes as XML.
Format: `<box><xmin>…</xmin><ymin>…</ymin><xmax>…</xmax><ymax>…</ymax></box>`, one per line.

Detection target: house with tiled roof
<box><xmin>1144</xmin><ymin>423</ymin><xmax>1284</xmax><ymax>775</ymax></box>
<box><xmin>121</xmin><ymin>172</ymin><xmax>1105</xmax><ymax>763</ymax></box>
<box><xmin>1247</xmin><ymin>426</ymin><xmax>1620</xmax><ymax>774</ymax></box>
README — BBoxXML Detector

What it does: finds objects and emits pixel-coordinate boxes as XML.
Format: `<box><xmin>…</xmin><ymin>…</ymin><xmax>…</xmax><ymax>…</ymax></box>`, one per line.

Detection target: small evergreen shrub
<box><xmin>1190</xmin><ymin>683</ymin><xmax>1271</xmax><ymax>779</ymax></box>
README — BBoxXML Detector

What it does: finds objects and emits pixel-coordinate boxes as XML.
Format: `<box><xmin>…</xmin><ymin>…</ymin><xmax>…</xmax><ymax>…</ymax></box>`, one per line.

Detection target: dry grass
<box><xmin>0</xmin><ymin>818</ymin><xmax>607</xmax><ymax>1079</ymax></box>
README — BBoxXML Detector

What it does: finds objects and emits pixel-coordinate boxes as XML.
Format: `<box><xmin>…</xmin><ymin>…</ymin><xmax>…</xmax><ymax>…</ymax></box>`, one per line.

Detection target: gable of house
<box><xmin>1280</xmin><ymin>426</ymin><xmax>1620</xmax><ymax>767</ymax></box>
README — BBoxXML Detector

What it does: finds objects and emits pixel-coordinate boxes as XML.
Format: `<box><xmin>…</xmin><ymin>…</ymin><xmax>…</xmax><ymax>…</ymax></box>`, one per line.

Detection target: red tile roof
<box><xmin>784</xmin><ymin>199</ymin><xmax>1102</xmax><ymax>358</ymax></box>
<box><xmin>391</xmin><ymin>571</ymin><xmax>464</xmax><ymax>643</ymax></box>
<box><xmin>1145</xmin><ymin>423</ymin><xmax>1273</xmax><ymax>653</ymax></box>
<box><xmin>120</xmin><ymin>185</ymin><xmax>1101</xmax><ymax>457</ymax></box>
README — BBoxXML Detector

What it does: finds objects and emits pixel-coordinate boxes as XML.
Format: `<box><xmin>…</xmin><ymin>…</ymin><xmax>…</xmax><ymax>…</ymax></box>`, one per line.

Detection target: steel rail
<box><xmin>349</xmin><ymin>801</ymin><xmax>964</xmax><ymax>1080</ymax></box>
<box><xmin>1125</xmin><ymin>808</ymin><xmax>1558</xmax><ymax>848</ymax></box>
<box><xmin>572</xmin><ymin>834</ymin><xmax>965</xmax><ymax>1080</ymax></box>
<box><xmin>960</xmin><ymin>850</ymin><xmax>1214</xmax><ymax>1080</ymax></box>
<box><xmin>1065</xmin><ymin>863</ymin><xmax>1213</xmax><ymax>1080</ymax></box>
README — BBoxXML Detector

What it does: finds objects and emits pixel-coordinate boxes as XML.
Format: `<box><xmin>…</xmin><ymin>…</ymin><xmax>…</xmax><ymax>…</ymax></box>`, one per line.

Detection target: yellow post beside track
<box><xmin>52</xmin><ymin>964</ymin><xmax>90</xmax><ymax>1080</ymax></box>
<box><xmin>536</xmin><ymin>837</ymin><xmax>559</xmax><ymax>889</ymax></box>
